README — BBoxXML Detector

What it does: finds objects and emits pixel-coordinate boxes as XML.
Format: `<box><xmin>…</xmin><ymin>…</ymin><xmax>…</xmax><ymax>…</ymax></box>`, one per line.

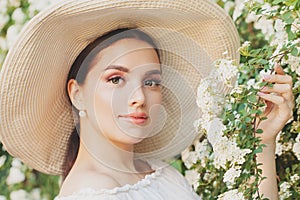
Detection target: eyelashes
<box><xmin>107</xmin><ymin>75</ymin><xmax>161</xmax><ymax>88</ymax></box>
<box><xmin>108</xmin><ymin>76</ymin><xmax>124</xmax><ymax>85</ymax></box>
<box><xmin>144</xmin><ymin>79</ymin><xmax>161</xmax><ymax>87</ymax></box>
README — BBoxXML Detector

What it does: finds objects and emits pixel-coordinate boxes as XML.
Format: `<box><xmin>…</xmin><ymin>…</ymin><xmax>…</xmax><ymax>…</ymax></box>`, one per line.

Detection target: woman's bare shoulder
<box><xmin>59</xmin><ymin>170</ymin><xmax>120</xmax><ymax>196</ymax></box>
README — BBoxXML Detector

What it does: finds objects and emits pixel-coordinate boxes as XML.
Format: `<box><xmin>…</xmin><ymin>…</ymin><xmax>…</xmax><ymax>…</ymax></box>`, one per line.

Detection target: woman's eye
<box><xmin>108</xmin><ymin>76</ymin><xmax>123</xmax><ymax>84</ymax></box>
<box><xmin>144</xmin><ymin>79</ymin><xmax>161</xmax><ymax>87</ymax></box>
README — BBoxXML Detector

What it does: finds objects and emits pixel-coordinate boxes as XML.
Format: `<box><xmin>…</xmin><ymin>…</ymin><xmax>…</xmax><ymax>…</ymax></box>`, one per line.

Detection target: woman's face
<box><xmin>79</xmin><ymin>38</ymin><xmax>162</xmax><ymax>148</ymax></box>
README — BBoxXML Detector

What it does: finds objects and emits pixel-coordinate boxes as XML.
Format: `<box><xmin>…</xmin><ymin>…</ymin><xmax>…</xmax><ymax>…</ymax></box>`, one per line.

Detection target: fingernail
<box><xmin>257</xmin><ymin>92</ymin><xmax>265</xmax><ymax>96</ymax></box>
<box><xmin>275</xmin><ymin>62</ymin><xmax>281</xmax><ymax>68</ymax></box>
<box><xmin>261</xmin><ymin>86</ymin><xmax>267</xmax><ymax>91</ymax></box>
<box><xmin>263</xmin><ymin>75</ymin><xmax>271</xmax><ymax>80</ymax></box>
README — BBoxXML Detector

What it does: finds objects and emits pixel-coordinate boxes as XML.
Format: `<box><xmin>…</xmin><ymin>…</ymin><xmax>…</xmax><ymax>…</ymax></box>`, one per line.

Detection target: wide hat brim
<box><xmin>0</xmin><ymin>0</ymin><xmax>240</xmax><ymax>175</ymax></box>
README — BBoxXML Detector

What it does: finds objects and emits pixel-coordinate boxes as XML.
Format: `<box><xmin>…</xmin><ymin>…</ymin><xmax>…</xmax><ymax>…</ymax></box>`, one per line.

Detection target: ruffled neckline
<box><xmin>57</xmin><ymin>159</ymin><xmax>163</xmax><ymax>197</ymax></box>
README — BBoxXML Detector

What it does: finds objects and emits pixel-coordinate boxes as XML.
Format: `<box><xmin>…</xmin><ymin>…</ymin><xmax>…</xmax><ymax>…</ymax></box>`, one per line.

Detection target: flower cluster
<box><xmin>182</xmin><ymin>0</ymin><xmax>300</xmax><ymax>199</ymax></box>
<box><xmin>183</xmin><ymin>57</ymin><xmax>255</xmax><ymax>199</ymax></box>
<box><xmin>0</xmin><ymin>0</ymin><xmax>57</xmax><ymax>64</ymax></box>
<box><xmin>0</xmin><ymin>1</ymin><xmax>60</xmax><ymax>199</ymax></box>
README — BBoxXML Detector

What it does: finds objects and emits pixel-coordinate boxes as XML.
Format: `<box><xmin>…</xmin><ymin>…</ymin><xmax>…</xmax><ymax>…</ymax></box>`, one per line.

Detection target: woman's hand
<box><xmin>255</xmin><ymin>63</ymin><xmax>295</xmax><ymax>200</ymax></box>
<box><xmin>256</xmin><ymin>63</ymin><xmax>295</xmax><ymax>144</ymax></box>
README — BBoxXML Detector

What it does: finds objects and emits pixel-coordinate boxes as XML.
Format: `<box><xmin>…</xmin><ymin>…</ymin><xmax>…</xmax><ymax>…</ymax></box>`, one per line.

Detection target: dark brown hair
<box><xmin>63</xmin><ymin>28</ymin><xmax>159</xmax><ymax>180</ymax></box>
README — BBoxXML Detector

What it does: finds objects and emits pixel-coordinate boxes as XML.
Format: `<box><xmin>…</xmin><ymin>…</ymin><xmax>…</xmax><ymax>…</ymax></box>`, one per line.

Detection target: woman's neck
<box><xmin>73</xmin><ymin>121</ymin><xmax>138</xmax><ymax>174</ymax></box>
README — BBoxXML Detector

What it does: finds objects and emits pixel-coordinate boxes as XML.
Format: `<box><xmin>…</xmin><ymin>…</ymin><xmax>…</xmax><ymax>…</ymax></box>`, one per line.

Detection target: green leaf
<box><xmin>170</xmin><ymin>159</ymin><xmax>184</xmax><ymax>173</ymax></box>
<box><xmin>245</xmin><ymin>117</ymin><xmax>252</xmax><ymax>123</ymax></box>
<box><xmin>247</xmin><ymin>93</ymin><xmax>257</xmax><ymax>103</ymax></box>
<box><xmin>256</xmin><ymin>129</ymin><xmax>263</xmax><ymax>133</ymax></box>
<box><xmin>285</xmin><ymin>0</ymin><xmax>298</xmax><ymax>6</ymax></box>
<box><xmin>291</xmin><ymin>47</ymin><xmax>299</xmax><ymax>57</ymax></box>
<box><xmin>260</xmin><ymin>116</ymin><xmax>268</xmax><ymax>121</ymax></box>
<box><xmin>272</xmin><ymin>0</ymin><xmax>284</xmax><ymax>4</ymax></box>
<box><xmin>286</xmin><ymin>24</ymin><xmax>296</xmax><ymax>40</ymax></box>
<box><xmin>254</xmin><ymin>147</ymin><xmax>263</xmax><ymax>154</ymax></box>
<box><xmin>282</xmin><ymin>11</ymin><xmax>292</xmax><ymax>21</ymax></box>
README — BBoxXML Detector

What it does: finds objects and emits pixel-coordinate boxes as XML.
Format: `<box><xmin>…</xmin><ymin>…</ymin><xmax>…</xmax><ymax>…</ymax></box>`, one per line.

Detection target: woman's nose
<box><xmin>129</xmin><ymin>86</ymin><xmax>145</xmax><ymax>107</ymax></box>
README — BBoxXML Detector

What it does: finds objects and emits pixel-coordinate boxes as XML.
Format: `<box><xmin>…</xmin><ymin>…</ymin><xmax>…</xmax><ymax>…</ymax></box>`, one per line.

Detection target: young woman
<box><xmin>0</xmin><ymin>0</ymin><xmax>294</xmax><ymax>199</ymax></box>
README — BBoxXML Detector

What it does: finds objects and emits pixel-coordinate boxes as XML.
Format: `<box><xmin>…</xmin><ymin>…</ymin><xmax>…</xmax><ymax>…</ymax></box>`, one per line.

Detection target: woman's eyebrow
<box><xmin>145</xmin><ymin>70</ymin><xmax>161</xmax><ymax>76</ymax></box>
<box><xmin>105</xmin><ymin>65</ymin><xmax>129</xmax><ymax>72</ymax></box>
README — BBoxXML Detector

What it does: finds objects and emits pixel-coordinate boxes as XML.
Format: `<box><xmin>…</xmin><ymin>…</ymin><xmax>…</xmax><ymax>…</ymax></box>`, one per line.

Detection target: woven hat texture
<box><xmin>0</xmin><ymin>0</ymin><xmax>240</xmax><ymax>175</ymax></box>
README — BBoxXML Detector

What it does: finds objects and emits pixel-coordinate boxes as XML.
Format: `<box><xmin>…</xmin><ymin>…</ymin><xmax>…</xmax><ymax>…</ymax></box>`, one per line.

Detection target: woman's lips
<box><xmin>119</xmin><ymin>112</ymin><xmax>148</xmax><ymax>125</ymax></box>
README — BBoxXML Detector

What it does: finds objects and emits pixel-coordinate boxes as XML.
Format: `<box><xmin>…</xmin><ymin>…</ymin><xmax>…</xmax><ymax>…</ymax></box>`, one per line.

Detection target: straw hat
<box><xmin>0</xmin><ymin>0</ymin><xmax>240</xmax><ymax>175</ymax></box>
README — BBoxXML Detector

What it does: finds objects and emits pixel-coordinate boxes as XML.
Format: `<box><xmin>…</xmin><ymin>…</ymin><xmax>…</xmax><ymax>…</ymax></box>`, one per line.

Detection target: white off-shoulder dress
<box><xmin>54</xmin><ymin>159</ymin><xmax>200</xmax><ymax>200</ymax></box>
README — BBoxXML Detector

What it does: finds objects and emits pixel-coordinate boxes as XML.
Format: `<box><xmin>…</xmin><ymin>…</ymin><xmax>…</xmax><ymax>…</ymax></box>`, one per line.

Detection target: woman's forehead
<box><xmin>89</xmin><ymin>38</ymin><xmax>160</xmax><ymax>72</ymax></box>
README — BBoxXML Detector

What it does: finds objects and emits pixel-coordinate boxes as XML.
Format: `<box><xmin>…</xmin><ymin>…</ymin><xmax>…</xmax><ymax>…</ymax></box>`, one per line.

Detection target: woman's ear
<box><xmin>67</xmin><ymin>79</ymin><xmax>85</xmax><ymax>110</ymax></box>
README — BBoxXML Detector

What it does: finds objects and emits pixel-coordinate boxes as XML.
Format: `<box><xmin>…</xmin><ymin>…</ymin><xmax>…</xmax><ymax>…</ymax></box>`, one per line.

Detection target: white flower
<box><xmin>185</xmin><ymin>169</ymin><xmax>200</xmax><ymax>190</ymax></box>
<box><xmin>194</xmin><ymin>139</ymin><xmax>210</xmax><ymax>167</ymax></box>
<box><xmin>245</xmin><ymin>11</ymin><xmax>258</xmax><ymax>23</ymax></box>
<box><xmin>232</xmin><ymin>0</ymin><xmax>245</xmax><ymax>21</ymax></box>
<box><xmin>261</xmin><ymin>3</ymin><xmax>278</xmax><ymax>15</ymax></box>
<box><xmin>274</xmin><ymin>19</ymin><xmax>286</xmax><ymax>32</ymax></box>
<box><xmin>224</xmin><ymin>1</ymin><xmax>235</xmax><ymax>14</ymax></box>
<box><xmin>0</xmin><ymin>0</ymin><xmax>8</xmax><ymax>13</ymax></box>
<box><xmin>8</xmin><ymin>0</ymin><xmax>21</xmax><ymax>7</ymax></box>
<box><xmin>223</xmin><ymin>167</ymin><xmax>241</xmax><ymax>184</ymax></box>
<box><xmin>12</xmin><ymin>8</ymin><xmax>26</xmax><ymax>24</ymax></box>
<box><xmin>296</xmin><ymin>134</ymin><xmax>300</xmax><ymax>143</ymax></box>
<box><xmin>240</xmin><ymin>41</ymin><xmax>251</xmax><ymax>49</ymax></box>
<box><xmin>254</xmin><ymin>16</ymin><xmax>274</xmax><ymax>40</ymax></box>
<box><xmin>12</xmin><ymin>158</ymin><xmax>23</xmax><ymax>168</ymax></box>
<box><xmin>282</xmin><ymin>142</ymin><xmax>293</xmax><ymax>152</ymax></box>
<box><xmin>181</xmin><ymin>149</ymin><xmax>198</xmax><ymax>169</ymax></box>
<box><xmin>10</xmin><ymin>189</ymin><xmax>29</xmax><ymax>200</ymax></box>
<box><xmin>28</xmin><ymin>0</ymin><xmax>52</xmax><ymax>17</ymax></box>
<box><xmin>196</xmin><ymin>78</ymin><xmax>225</xmax><ymax>117</ymax></box>
<box><xmin>0</xmin><ymin>195</ymin><xmax>6</xmax><ymax>200</ymax></box>
<box><xmin>259</xmin><ymin>69</ymin><xmax>272</xmax><ymax>79</ymax></box>
<box><xmin>205</xmin><ymin>118</ymin><xmax>226</xmax><ymax>146</ymax></box>
<box><xmin>293</xmin><ymin>139</ymin><xmax>300</xmax><ymax>160</ymax></box>
<box><xmin>212</xmin><ymin>59</ymin><xmax>238</xmax><ymax>87</ymax></box>
<box><xmin>291</xmin><ymin>18</ymin><xmax>300</xmax><ymax>33</ymax></box>
<box><xmin>230</xmin><ymin>85</ymin><xmax>243</xmax><ymax>95</ymax></box>
<box><xmin>0</xmin><ymin>13</ymin><xmax>9</xmax><ymax>31</ymax></box>
<box><xmin>271</xmin><ymin>31</ymin><xmax>288</xmax><ymax>49</ymax></box>
<box><xmin>0</xmin><ymin>36</ymin><xmax>8</xmax><ymax>51</ymax></box>
<box><xmin>279</xmin><ymin>182</ymin><xmax>292</xmax><ymax>200</ymax></box>
<box><xmin>6</xmin><ymin>24</ymin><xmax>22</xmax><ymax>49</ymax></box>
<box><xmin>0</xmin><ymin>155</ymin><xmax>7</xmax><ymax>168</ymax></box>
<box><xmin>291</xmin><ymin>174</ymin><xmax>300</xmax><ymax>184</ymax></box>
<box><xmin>6</xmin><ymin>167</ymin><xmax>25</xmax><ymax>185</ymax></box>
<box><xmin>213</xmin><ymin>137</ymin><xmax>251</xmax><ymax>169</ymax></box>
<box><xmin>30</xmin><ymin>188</ymin><xmax>42</xmax><ymax>200</ymax></box>
<box><xmin>203</xmin><ymin>171</ymin><xmax>214</xmax><ymax>181</ymax></box>
<box><xmin>218</xmin><ymin>189</ymin><xmax>245</xmax><ymax>200</ymax></box>
<box><xmin>285</xmin><ymin>55</ymin><xmax>300</xmax><ymax>76</ymax></box>
<box><xmin>246</xmin><ymin>78</ymin><xmax>260</xmax><ymax>89</ymax></box>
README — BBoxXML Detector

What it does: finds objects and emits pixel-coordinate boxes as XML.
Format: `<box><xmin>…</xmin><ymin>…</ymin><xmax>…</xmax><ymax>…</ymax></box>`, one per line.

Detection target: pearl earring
<box><xmin>79</xmin><ymin>110</ymin><xmax>86</xmax><ymax>117</ymax></box>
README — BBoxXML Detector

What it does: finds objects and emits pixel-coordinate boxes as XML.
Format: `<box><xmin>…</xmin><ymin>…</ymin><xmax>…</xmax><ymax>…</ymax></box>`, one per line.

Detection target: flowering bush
<box><xmin>0</xmin><ymin>0</ymin><xmax>299</xmax><ymax>199</ymax></box>
<box><xmin>181</xmin><ymin>0</ymin><xmax>300</xmax><ymax>199</ymax></box>
<box><xmin>0</xmin><ymin>1</ymin><xmax>60</xmax><ymax>199</ymax></box>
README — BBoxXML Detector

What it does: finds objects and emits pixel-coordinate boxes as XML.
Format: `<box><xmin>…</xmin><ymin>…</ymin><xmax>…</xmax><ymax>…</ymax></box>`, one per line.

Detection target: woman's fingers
<box><xmin>258</xmin><ymin>63</ymin><xmax>295</xmax><ymax>116</ymax></box>
<box><xmin>274</xmin><ymin>62</ymin><xmax>285</xmax><ymax>75</ymax></box>
<box><xmin>263</xmin><ymin>74</ymin><xmax>293</xmax><ymax>85</ymax></box>
<box><xmin>261</xmin><ymin>83</ymin><xmax>291</xmax><ymax>94</ymax></box>
<box><xmin>257</xmin><ymin>92</ymin><xmax>286</xmax><ymax>105</ymax></box>
<box><xmin>261</xmin><ymin>64</ymin><xmax>294</xmax><ymax>107</ymax></box>
<box><xmin>258</xmin><ymin>92</ymin><xmax>293</xmax><ymax>118</ymax></box>
<box><xmin>260</xmin><ymin>84</ymin><xmax>293</xmax><ymax>102</ymax></box>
